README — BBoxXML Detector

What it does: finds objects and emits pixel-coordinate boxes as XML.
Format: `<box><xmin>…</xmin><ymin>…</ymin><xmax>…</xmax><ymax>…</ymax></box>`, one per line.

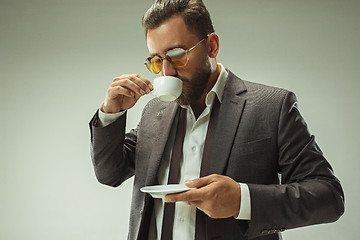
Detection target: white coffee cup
<box><xmin>152</xmin><ymin>76</ymin><xmax>183</xmax><ymax>102</ymax></box>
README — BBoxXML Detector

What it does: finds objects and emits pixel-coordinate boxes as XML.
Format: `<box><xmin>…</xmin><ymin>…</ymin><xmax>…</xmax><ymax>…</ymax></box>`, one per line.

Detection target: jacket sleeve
<box><xmin>247</xmin><ymin>92</ymin><xmax>345</xmax><ymax>237</ymax></box>
<box><xmin>89</xmin><ymin>110</ymin><xmax>137</xmax><ymax>187</ymax></box>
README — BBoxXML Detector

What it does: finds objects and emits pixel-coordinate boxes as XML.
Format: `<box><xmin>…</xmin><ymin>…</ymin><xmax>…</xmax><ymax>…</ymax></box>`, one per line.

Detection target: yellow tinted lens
<box><xmin>152</xmin><ymin>57</ymin><xmax>162</xmax><ymax>73</ymax></box>
<box><xmin>146</xmin><ymin>56</ymin><xmax>162</xmax><ymax>73</ymax></box>
<box><xmin>166</xmin><ymin>48</ymin><xmax>187</xmax><ymax>67</ymax></box>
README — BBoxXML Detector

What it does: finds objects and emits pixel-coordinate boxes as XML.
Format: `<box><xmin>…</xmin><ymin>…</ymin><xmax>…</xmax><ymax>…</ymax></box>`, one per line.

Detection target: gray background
<box><xmin>1</xmin><ymin>0</ymin><xmax>359</xmax><ymax>239</ymax></box>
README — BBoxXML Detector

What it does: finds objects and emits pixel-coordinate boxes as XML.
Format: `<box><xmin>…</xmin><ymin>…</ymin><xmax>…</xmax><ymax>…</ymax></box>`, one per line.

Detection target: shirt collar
<box><xmin>205</xmin><ymin>63</ymin><xmax>228</xmax><ymax>106</ymax></box>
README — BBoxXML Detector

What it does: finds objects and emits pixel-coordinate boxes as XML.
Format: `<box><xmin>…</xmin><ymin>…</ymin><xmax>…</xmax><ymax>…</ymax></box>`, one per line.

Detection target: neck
<box><xmin>191</xmin><ymin>63</ymin><xmax>221</xmax><ymax>118</ymax></box>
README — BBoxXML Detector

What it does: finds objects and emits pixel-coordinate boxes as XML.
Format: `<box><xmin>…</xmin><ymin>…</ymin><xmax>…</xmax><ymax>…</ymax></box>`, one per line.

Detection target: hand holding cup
<box><xmin>102</xmin><ymin>74</ymin><xmax>153</xmax><ymax>113</ymax></box>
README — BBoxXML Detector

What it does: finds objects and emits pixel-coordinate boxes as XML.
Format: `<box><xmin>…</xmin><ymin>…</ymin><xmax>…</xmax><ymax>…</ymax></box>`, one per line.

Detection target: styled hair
<box><xmin>142</xmin><ymin>0</ymin><xmax>215</xmax><ymax>39</ymax></box>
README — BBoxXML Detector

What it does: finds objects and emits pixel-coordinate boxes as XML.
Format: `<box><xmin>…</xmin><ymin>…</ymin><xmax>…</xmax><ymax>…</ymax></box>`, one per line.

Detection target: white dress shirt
<box><xmin>98</xmin><ymin>64</ymin><xmax>251</xmax><ymax>240</ymax></box>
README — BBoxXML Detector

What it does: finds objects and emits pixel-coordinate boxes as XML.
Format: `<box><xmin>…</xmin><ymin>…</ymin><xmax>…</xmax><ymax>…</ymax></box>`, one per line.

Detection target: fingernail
<box><xmin>185</xmin><ymin>180</ymin><xmax>193</xmax><ymax>187</ymax></box>
<box><xmin>140</xmin><ymin>89</ymin><xmax>146</xmax><ymax>95</ymax></box>
<box><xmin>148</xmin><ymin>84</ymin><xmax>153</xmax><ymax>90</ymax></box>
<box><xmin>145</xmin><ymin>87</ymin><xmax>151</xmax><ymax>94</ymax></box>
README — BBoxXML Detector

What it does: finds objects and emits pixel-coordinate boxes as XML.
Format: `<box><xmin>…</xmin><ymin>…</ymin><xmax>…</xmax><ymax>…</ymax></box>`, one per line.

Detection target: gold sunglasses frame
<box><xmin>144</xmin><ymin>38</ymin><xmax>206</xmax><ymax>74</ymax></box>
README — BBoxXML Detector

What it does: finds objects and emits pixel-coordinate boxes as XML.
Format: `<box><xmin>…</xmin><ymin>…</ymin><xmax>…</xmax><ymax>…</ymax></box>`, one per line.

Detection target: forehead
<box><xmin>146</xmin><ymin>15</ymin><xmax>199</xmax><ymax>55</ymax></box>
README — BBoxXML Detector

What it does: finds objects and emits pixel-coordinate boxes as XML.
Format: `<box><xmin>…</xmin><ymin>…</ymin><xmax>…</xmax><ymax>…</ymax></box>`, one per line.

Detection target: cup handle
<box><xmin>150</xmin><ymin>89</ymin><xmax>157</xmax><ymax>97</ymax></box>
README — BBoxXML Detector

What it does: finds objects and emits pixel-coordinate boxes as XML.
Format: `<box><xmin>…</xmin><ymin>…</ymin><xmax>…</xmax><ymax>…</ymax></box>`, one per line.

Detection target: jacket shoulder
<box><xmin>226</xmin><ymin>70</ymin><xmax>292</xmax><ymax>102</ymax></box>
<box><xmin>238</xmin><ymin>79</ymin><xmax>295</xmax><ymax>109</ymax></box>
<box><xmin>242</xmin><ymin>79</ymin><xmax>291</xmax><ymax>96</ymax></box>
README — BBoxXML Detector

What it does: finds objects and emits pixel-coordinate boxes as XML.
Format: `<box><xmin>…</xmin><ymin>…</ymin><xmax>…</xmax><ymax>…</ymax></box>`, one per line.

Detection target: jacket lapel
<box><xmin>145</xmin><ymin>101</ymin><xmax>179</xmax><ymax>186</ymax></box>
<box><xmin>209</xmin><ymin>71</ymin><xmax>247</xmax><ymax>175</ymax></box>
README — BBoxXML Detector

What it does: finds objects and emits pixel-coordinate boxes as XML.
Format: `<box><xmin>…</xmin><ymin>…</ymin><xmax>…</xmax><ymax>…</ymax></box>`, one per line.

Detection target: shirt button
<box><xmin>191</xmin><ymin>146</ymin><xmax>196</xmax><ymax>151</ymax></box>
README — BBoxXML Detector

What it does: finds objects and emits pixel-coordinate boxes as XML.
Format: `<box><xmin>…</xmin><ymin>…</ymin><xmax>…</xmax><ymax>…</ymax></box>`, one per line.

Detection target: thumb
<box><xmin>185</xmin><ymin>175</ymin><xmax>214</xmax><ymax>188</ymax></box>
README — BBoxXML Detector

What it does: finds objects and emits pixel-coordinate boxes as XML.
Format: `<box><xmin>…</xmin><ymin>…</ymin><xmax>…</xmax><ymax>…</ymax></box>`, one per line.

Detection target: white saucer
<box><xmin>140</xmin><ymin>184</ymin><xmax>194</xmax><ymax>199</ymax></box>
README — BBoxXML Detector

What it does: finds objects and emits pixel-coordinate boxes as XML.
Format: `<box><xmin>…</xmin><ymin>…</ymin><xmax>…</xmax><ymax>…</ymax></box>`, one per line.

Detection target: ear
<box><xmin>206</xmin><ymin>33</ymin><xmax>220</xmax><ymax>58</ymax></box>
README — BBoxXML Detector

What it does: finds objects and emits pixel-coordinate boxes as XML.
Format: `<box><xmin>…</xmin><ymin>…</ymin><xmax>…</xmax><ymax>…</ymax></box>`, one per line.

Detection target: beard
<box><xmin>176</xmin><ymin>57</ymin><xmax>212</xmax><ymax>106</ymax></box>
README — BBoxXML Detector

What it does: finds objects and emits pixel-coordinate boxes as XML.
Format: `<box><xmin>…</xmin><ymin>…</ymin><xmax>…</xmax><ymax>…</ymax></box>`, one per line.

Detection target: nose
<box><xmin>160</xmin><ymin>59</ymin><xmax>177</xmax><ymax>76</ymax></box>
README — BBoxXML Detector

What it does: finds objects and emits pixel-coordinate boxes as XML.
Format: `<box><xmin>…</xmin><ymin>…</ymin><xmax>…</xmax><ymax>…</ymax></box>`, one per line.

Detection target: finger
<box><xmin>107</xmin><ymin>85</ymin><xmax>135</xmax><ymax>99</ymax></box>
<box><xmin>164</xmin><ymin>188</ymin><xmax>206</xmax><ymax>203</ymax></box>
<box><xmin>114</xmin><ymin>74</ymin><xmax>153</xmax><ymax>94</ymax></box>
<box><xmin>123</xmin><ymin>74</ymin><xmax>153</xmax><ymax>94</ymax></box>
<box><xmin>184</xmin><ymin>200</ymin><xmax>203</xmax><ymax>209</ymax></box>
<box><xmin>134</xmin><ymin>74</ymin><xmax>154</xmax><ymax>91</ymax></box>
<box><xmin>185</xmin><ymin>174</ymin><xmax>218</xmax><ymax>188</ymax></box>
<box><xmin>113</xmin><ymin>74</ymin><xmax>151</xmax><ymax>86</ymax></box>
<box><xmin>111</xmin><ymin>78</ymin><xmax>147</xmax><ymax>96</ymax></box>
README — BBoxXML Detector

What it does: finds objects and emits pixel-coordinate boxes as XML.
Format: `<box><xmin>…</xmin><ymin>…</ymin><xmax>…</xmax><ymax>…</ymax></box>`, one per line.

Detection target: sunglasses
<box><xmin>144</xmin><ymin>38</ymin><xmax>206</xmax><ymax>74</ymax></box>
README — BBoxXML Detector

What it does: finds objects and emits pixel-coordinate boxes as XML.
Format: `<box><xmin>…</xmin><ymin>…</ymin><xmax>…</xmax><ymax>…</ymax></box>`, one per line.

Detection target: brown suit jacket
<box><xmin>89</xmin><ymin>71</ymin><xmax>344</xmax><ymax>240</ymax></box>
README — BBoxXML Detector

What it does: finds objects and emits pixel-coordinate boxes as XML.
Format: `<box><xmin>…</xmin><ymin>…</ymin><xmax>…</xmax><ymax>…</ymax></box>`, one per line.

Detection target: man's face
<box><xmin>146</xmin><ymin>15</ymin><xmax>211</xmax><ymax>105</ymax></box>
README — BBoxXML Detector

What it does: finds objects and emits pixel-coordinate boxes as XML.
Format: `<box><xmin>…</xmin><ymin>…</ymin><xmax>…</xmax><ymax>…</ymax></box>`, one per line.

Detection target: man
<box><xmin>89</xmin><ymin>0</ymin><xmax>344</xmax><ymax>239</ymax></box>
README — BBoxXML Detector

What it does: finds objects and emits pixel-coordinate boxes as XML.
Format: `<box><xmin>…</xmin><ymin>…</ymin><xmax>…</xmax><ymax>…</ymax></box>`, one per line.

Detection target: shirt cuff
<box><xmin>235</xmin><ymin>183</ymin><xmax>251</xmax><ymax>220</ymax></box>
<box><xmin>97</xmin><ymin>108</ymin><xmax>126</xmax><ymax>127</ymax></box>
